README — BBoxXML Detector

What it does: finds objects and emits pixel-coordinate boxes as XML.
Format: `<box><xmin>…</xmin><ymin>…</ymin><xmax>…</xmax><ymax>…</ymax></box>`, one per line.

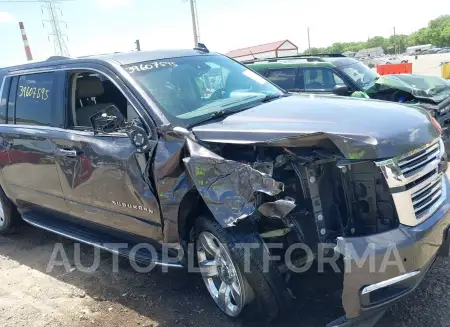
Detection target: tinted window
<box><xmin>7</xmin><ymin>77</ymin><xmax>18</xmax><ymax>124</ymax></box>
<box><xmin>0</xmin><ymin>78</ymin><xmax>10</xmax><ymax>124</ymax></box>
<box><xmin>304</xmin><ymin>68</ymin><xmax>344</xmax><ymax>91</ymax></box>
<box><xmin>15</xmin><ymin>73</ymin><xmax>56</xmax><ymax>126</ymax></box>
<box><xmin>266</xmin><ymin>68</ymin><xmax>295</xmax><ymax>90</ymax></box>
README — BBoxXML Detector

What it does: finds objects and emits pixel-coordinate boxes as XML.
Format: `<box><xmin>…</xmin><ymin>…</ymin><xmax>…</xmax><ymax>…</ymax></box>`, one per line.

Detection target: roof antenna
<box><xmin>195</xmin><ymin>42</ymin><xmax>209</xmax><ymax>53</ymax></box>
<box><xmin>250</xmin><ymin>51</ymin><xmax>257</xmax><ymax>59</ymax></box>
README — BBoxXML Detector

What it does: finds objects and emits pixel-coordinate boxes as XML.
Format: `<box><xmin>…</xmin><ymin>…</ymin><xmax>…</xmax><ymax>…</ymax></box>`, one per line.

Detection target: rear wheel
<box><xmin>195</xmin><ymin>215</ymin><xmax>291</xmax><ymax>321</ymax></box>
<box><xmin>0</xmin><ymin>187</ymin><xmax>20</xmax><ymax>235</ymax></box>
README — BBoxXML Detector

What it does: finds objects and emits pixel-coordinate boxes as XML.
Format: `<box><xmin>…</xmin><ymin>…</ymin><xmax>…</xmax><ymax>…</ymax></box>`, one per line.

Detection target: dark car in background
<box><xmin>0</xmin><ymin>49</ymin><xmax>449</xmax><ymax>327</ymax></box>
<box><xmin>246</xmin><ymin>55</ymin><xmax>450</xmax><ymax>148</ymax></box>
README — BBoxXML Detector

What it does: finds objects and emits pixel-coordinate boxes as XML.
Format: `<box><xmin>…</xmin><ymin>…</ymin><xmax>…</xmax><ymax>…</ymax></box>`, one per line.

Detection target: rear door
<box><xmin>0</xmin><ymin>71</ymin><xmax>68</xmax><ymax>215</ymax></box>
<box><xmin>299</xmin><ymin>67</ymin><xmax>348</xmax><ymax>94</ymax></box>
<box><xmin>265</xmin><ymin>68</ymin><xmax>297</xmax><ymax>91</ymax></box>
<box><xmin>54</xmin><ymin>66</ymin><xmax>163</xmax><ymax>241</ymax></box>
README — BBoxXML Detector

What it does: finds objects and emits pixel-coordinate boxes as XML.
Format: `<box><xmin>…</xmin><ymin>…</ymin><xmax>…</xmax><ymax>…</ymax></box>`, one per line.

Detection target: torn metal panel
<box><xmin>183</xmin><ymin>138</ymin><xmax>284</xmax><ymax>227</ymax></box>
<box><xmin>258</xmin><ymin>199</ymin><xmax>296</xmax><ymax>219</ymax></box>
<box><xmin>335</xmin><ymin>202</ymin><xmax>450</xmax><ymax>319</ymax></box>
<box><xmin>153</xmin><ymin>134</ymin><xmax>193</xmax><ymax>243</ymax></box>
<box><xmin>252</xmin><ymin>161</ymin><xmax>274</xmax><ymax>176</ymax></box>
<box><xmin>366</xmin><ymin>74</ymin><xmax>450</xmax><ymax>103</ymax></box>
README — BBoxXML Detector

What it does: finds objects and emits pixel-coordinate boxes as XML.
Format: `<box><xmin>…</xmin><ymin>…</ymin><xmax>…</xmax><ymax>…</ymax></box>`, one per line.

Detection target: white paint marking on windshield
<box><xmin>125</xmin><ymin>61</ymin><xmax>177</xmax><ymax>74</ymax></box>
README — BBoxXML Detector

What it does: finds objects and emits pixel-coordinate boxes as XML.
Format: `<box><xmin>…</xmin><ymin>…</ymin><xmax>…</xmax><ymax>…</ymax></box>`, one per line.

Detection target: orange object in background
<box><xmin>377</xmin><ymin>63</ymin><xmax>413</xmax><ymax>75</ymax></box>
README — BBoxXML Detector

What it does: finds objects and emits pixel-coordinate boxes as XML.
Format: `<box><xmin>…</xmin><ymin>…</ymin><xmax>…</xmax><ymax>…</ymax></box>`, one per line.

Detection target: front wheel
<box><xmin>195</xmin><ymin>215</ymin><xmax>291</xmax><ymax>321</ymax></box>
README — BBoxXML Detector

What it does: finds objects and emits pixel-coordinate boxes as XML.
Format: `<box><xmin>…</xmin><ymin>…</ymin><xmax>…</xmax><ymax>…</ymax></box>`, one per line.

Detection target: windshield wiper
<box><xmin>186</xmin><ymin>105</ymin><xmax>255</xmax><ymax>128</ymax></box>
<box><xmin>186</xmin><ymin>94</ymin><xmax>288</xmax><ymax>128</ymax></box>
<box><xmin>261</xmin><ymin>93</ymin><xmax>289</xmax><ymax>102</ymax></box>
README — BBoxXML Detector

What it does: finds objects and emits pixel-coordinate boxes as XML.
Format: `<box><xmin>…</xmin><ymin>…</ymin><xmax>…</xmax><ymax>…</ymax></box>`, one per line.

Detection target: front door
<box><xmin>54</xmin><ymin>69</ymin><xmax>162</xmax><ymax>241</ymax></box>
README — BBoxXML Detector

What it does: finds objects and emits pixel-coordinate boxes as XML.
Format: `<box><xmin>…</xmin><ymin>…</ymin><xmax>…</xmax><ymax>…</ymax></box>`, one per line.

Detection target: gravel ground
<box><xmin>0</xmin><ymin>220</ymin><xmax>448</xmax><ymax>327</ymax></box>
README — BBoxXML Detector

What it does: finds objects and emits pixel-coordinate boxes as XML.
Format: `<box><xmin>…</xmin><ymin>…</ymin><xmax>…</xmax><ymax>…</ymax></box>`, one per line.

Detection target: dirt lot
<box><xmin>0</xmin><ymin>221</ymin><xmax>448</xmax><ymax>327</ymax></box>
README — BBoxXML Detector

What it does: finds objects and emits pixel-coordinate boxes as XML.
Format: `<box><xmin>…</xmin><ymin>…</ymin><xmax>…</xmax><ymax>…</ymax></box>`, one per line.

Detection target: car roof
<box><xmin>0</xmin><ymin>49</ymin><xmax>217</xmax><ymax>73</ymax></box>
<box><xmin>247</xmin><ymin>56</ymin><xmax>360</xmax><ymax>70</ymax></box>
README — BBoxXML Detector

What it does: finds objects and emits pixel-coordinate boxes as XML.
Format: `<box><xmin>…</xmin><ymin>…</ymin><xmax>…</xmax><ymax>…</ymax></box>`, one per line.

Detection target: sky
<box><xmin>0</xmin><ymin>0</ymin><xmax>446</xmax><ymax>67</ymax></box>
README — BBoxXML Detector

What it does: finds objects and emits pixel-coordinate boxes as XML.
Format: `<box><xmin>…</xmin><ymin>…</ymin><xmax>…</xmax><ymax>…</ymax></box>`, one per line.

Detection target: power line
<box><xmin>0</xmin><ymin>0</ymin><xmax>71</xmax><ymax>56</ymax></box>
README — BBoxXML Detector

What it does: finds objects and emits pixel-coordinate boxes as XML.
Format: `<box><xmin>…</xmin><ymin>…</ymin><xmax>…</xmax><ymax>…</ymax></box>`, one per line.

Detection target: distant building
<box><xmin>406</xmin><ymin>44</ymin><xmax>432</xmax><ymax>55</ymax></box>
<box><xmin>226</xmin><ymin>40</ymin><xmax>298</xmax><ymax>61</ymax></box>
<box><xmin>355</xmin><ymin>47</ymin><xmax>384</xmax><ymax>58</ymax></box>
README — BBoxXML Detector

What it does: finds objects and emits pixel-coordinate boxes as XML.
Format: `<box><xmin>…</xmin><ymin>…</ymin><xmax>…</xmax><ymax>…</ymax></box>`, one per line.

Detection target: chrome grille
<box><xmin>411</xmin><ymin>176</ymin><xmax>444</xmax><ymax>219</ymax></box>
<box><xmin>377</xmin><ymin>138</ymin><xmax>446</xmax><ymax>226</ymax></box>
<box><xmin>398</xmin><ymin>142</ymin><xmax>440</xmax><ymax>178</ymax></box>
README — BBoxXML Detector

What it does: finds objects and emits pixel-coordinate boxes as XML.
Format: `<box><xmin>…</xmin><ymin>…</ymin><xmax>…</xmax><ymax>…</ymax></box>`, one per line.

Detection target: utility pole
<box><xmin>307</xmin><ymin>26</ymin><xmax>311</xmax><ymax>54</ymax></box>
<box><xmin>393</xmin><ymin>26</ymin><xmax>396</xmax><ymax>55</ymax></box>
<box><xmin>42</xmin><ymin>0</ymin><xmax>69</xmax><ymax>56</ymax></box>
<box><xmin>135</xmin><ymin>39</ymin><xmax>141</xmax><ymax>51</ymax></box>
<box><xmin>188</xmin><ymin>0</ymin><xmax>199</xmax><ymax>47</ymax></box>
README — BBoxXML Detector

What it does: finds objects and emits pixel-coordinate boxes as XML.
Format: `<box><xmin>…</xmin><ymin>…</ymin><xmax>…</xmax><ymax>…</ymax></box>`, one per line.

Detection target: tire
<box><xmin>195</xmin><ymin>215</ymin><xmax>291</xmax><ymax>321</ymax></box>
<box><xmin>0</xmin><ymin>187</ymin><xmax>20</xmax><ymax>235</ymax></box>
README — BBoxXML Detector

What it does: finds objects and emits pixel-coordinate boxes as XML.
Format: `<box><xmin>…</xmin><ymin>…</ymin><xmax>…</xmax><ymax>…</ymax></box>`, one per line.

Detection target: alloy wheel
<box><xmin>196</xmin><ymin>231</ymin><xmax>254</xmax><ymax>317</ymax></box>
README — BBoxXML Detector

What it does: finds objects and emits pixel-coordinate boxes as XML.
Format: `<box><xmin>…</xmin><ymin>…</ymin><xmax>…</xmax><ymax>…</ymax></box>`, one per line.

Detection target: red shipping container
<box><xmin>377</xmin><ymin>63</ymin><xmax>413</xmax><ymax>75</ymax></box>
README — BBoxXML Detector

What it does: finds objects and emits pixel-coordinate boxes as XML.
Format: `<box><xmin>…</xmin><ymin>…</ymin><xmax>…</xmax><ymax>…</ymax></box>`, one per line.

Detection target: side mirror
<box><xmin>126</xmin><ymin>119</ymin><xmax>152</xmax><ymax>153</ymax></box>
<box><xmin>90</xmin><ymin>105</ymin><xmax>125</xmax><ymax>134</ymax></box>
<box><xmin>332</xmin><ymin>85</ymin><xmax>351</xmax><ymax>96</ymax></box>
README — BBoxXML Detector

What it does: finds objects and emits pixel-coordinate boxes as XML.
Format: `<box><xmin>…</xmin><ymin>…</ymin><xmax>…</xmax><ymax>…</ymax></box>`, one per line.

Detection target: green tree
<box><xmin>300</xmin><ymin>15</ymin><xmax>450</xmax><ymax>54</ymax></box>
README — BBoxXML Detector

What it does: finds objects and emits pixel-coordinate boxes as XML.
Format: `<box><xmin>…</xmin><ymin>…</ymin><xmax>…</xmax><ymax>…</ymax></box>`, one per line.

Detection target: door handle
<box><xmin>57</xmin><ymin>148</ymin><xmax>78</xmax><ymax>157</ymax></box>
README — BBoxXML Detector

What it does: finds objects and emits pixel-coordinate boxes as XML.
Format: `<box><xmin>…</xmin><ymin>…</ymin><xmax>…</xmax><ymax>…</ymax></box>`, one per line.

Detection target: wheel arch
<box><xmin>177</xmin><ymin>187</ymin><xmax>209</xmax><ymax>246</ymax></box>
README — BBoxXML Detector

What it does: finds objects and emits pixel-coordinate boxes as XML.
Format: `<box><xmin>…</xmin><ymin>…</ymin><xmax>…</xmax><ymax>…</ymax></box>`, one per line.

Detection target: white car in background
<box><xmin>361</xmin><ymin>56</ymin><xmax>408</xmax><ymax>67</ymax></box>
<box><xmin>377</xmin><ymin>56</ymin><xmax>408</xmax><ymax>65</ymax></box>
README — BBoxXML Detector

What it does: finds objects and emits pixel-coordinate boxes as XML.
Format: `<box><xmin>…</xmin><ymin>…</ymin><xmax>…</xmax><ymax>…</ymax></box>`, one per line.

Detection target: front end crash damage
<box><xmin>363</xmin><ymin>75</ymin><xmax>450</xmax><ymax>147</ymax></box>
<box><xmin>183</xmin><ymin>138</ymin><xmax>288</xmax><ymax>227</ymax></box>
<box><xmin>155</xmin><ymin>120</ymin><xmax>448</xmax><ymax>326</ymax></box>
<box><xmin>177</xmin><ymin>133</ymin><xmax>405</xmax><ymax>325</ymax></box>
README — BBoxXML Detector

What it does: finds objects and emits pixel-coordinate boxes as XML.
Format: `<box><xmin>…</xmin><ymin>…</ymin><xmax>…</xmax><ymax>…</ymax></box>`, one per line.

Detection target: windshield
<box><xmin>123</xmin><ymin>54</ymin><xmax>283</xmax><ymax>126</ymax></box>
<box><xmin>340</xmin><ymin>61</ymin><xmax>379</xmax><ymax>90</ymax></box>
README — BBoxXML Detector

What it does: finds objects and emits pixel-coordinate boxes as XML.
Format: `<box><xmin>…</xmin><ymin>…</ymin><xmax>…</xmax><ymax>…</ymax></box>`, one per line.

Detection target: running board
<box><xmin>22</xmin><ymin>214</ymin><xmax>184</xmax><ymax>268</ymax></box>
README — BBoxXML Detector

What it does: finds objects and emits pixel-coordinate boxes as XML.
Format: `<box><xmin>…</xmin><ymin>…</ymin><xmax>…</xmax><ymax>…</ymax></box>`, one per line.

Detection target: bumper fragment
<box><xmin>336</xmin><ymin>193</ymin><xmax>450</xmax><ymax>320</ymax></box>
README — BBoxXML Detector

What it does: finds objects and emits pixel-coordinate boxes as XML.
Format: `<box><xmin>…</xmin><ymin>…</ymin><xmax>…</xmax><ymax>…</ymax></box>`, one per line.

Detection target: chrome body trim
<box><xmin>377</xmin><ymin>138</ymin><xmax>447</xmax><ymax>226</ymax></box>
<box><xmin>376</xmin><ymin>138</ymin><xmax>443</xmax><ymax>188</ymax></box>
<box><xmin>361</xmin><ymin>271</ymin><xmax>421</xmax><ymax>295</ymax></box>
<box><xmin>391</xmin><ymin>174</ymin><xmax>446</xmax><ymax>226</ymax></box>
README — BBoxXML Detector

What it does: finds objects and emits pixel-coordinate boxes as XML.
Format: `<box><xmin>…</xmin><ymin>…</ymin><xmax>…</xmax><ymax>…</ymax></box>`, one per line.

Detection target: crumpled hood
<box><xmin>192</xmin><ymin>94</ymin><xmax>440</xmax><ymax>160</ymax></box>
<box><xmin>367</xmin><ymin>74</ymin><xmax>450</xmax><ymax>103</ymax></box>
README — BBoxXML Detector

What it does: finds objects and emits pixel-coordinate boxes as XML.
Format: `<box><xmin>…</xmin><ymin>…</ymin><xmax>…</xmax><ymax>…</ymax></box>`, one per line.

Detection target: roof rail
<box><xmin>243</xmin><ymin>56</ymin><xmax>325</xmax><ymax>65</ymax></box>
<box><xmin>46</xmin><ymin>56</ymin><xmax>71</xmax><ymax>61</ymax></box>
<box><xmin>296</xmin><ymin>53</ymin><xmax>345</xmax><ymax>58</ymax></box>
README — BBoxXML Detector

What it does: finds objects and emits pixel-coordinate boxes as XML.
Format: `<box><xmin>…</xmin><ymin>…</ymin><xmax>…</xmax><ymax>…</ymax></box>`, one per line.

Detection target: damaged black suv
<box><xmin>0</xmin><ymin>49</ymin><xmax>449</xmax><ymax>327</ymax></box>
